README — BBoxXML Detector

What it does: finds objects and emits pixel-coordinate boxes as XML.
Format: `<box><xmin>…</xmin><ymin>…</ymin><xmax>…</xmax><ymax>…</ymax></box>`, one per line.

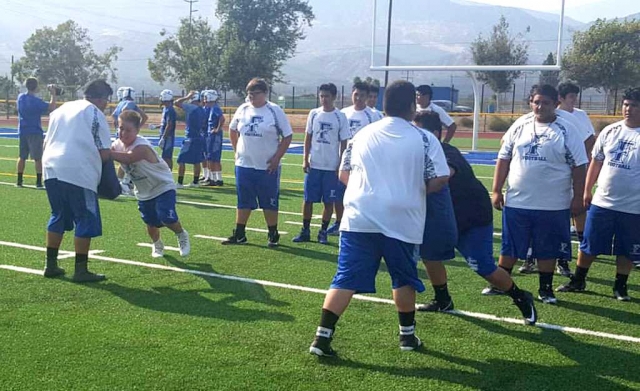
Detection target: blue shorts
<box><xmin>160</xmin><ymin>136</ymin><xmax>175</xmax><ymax>159</ymax></box>
<box><xmin>501</xmin><ymin>207</ymin><xmax>571</xmax><ymax>260</ymax></box>
<box><xmin>44</xmin><ymin>179</ymin><xmax>102</xmax><ymax>238</ymax></box>
<box><xmin>304</xmin><ymin>168</ymin><xmax>340</xmax><ymax>204</ymax></box>
<box><xmin>457</xmin><ymin>224</ymin><xmax>498</xmax><ymax>277</ymax></box>
<box><xmin>138</xmin><ymin>190</ymin><xmax>179</xmax><ymax>228</ymax></box>
<box><xmin>335</xmin><ymin>181</ymin><xmax>346</xmax><ymax>203</ymax></box>
<box><xmin>331</xmin><ymin>231</ymin><xmax>425</xmax><ymax>294</ymax></box>
<box><xmin>205</xmin><ymin>132</ymin><xmax>223</xmax><ymax>162</ymax></box>
<box><xmin>177</xmin><ymin>137</ymin><xmax>204</xmax><ymax>164</ymax></box>
<box><xmin>580</xmin><ymin>205</ymin><xmax>640</xmax><ymax>262</ymax></box>
<box><xmin>420</xmin><ymin>186</ymin><xmax>458</xmax><ymax>261</ymax></box>
<box><xmin>235</xmin><ymin>166</ymin><xmax>280</xmax><ymax>211</ymax></box>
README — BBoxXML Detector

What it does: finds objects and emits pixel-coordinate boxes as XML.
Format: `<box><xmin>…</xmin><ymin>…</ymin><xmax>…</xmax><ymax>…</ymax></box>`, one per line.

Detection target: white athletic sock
<box><xmin>216</xmin><ymin>171</ymin><xmax>222</xmax><ymax>181</ymax></box>
<box><xmin>203</xmin><ymin>168</ymin><xmax>210</xmax><ymax>179</ymax></box>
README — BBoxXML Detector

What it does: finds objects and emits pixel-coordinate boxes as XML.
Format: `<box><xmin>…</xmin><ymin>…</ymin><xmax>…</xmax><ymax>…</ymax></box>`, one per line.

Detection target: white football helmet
<box><xmin>122</xmin><ymin>87</ymin><xmax>135</xmax><ymax>100</ymax></box>
<box><xmin>191</xmin><ymin>91</ymin><xmax>201</xmax><ymax>102</ymax></box>
<box><xmin>160</xmin><ymin>89</ymin><xmax>174</xmax><ymax>102</ymax></box>
<box><xmin>203</xmin><ymin>90</ymin><xmax>219</xmax><ymax>102</ymax></box>
<box><xmin>116</xmin><ymin>87</ymin><xmax>126</xmax><ymax>101</ymax></box>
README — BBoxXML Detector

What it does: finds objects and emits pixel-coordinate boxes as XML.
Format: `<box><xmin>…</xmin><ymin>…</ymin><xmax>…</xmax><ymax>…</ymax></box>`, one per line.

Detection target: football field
<box><xmin>0</xmin><ymin>136</ymin><xmax>639</xmax><ymax>391</ymax></box>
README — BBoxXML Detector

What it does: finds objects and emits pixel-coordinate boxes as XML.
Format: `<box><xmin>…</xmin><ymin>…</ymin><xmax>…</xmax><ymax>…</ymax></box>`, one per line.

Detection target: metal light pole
<box><xmin>383</xmin><ymin>0</ymin><xmax>393</xmax><ymax>87</ymax></box>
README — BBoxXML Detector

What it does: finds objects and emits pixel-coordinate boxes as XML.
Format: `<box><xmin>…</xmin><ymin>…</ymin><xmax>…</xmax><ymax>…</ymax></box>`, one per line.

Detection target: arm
<box><xmin>174</xmin><ymin>91</ymin><xmax>195</xmax><ymax>108</ymax></box>
<box><xmin>303</xmin><ymin>132</ymin><xmax>312</xmax><ymax>173</ymax></box>
<box><xmin>339</xmin><ymin>170</ymin><xmax>350</xmax><ymax>185</ymax></box>
<box><xmin>99</xmin><ymin>149</ymin><xmax>111</xmax><ymax>162</ymax></box>
<box><xmin>47</xmin><ymin>86</ymin><xmax>58</xmax><ymax>112</ymax></box>
<box><xmin>229</xmin><ymin>129</ymin><xmax>239</xmax><ymax>151</ymax></box>
<box><xmin>267</xmin><ymin>135</ymin><xmax>293</xmax><ymax>173</ymax></box>
<box><xmin>491</xmin><ymin>159</ymin><xmax>510</xmax><ymax>210</ymax></box>
<box><xmin>443</xmin><ymin>122</ymin><xmax>457</xmax><ymax>144</ymax></box>
<box><xmin>110</xmin><ymin>145</ymin><xmax>156</xmax><ymax>165</ymax></box>
<box><xmin>583</xmin><ymin>159</ymin><xmax>603</xmax><ymax>209</ymax></box>
<box><xmin>426</xmin><ymin>175</ymin><xmax>449</xmax><ymax>194</ymax></box>
<box><xmin>584</xmin><ymin>135</ymin><xmax>596</xmax><ymax>162</ymax></box>
<box><xmin>570</xmin><ymin>164</ymin><xmax>587</xmax><ymax>216</ymax></box>
<box><xmin>138</xmin><ymin>109</ymin><xmax>149</xmax><ymax>127</ymax></box>
<box><xmin>213</xmin><ymin>114</ymin><xmax>226</xmax><ymax>133</ymax></box>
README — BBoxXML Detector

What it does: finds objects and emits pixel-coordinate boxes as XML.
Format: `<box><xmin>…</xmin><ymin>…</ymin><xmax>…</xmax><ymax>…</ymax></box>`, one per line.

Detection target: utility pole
<box><xmin>383</xmin><ymin>0</ymin><xmax>393</xmax><ymax>87</ymax></box>
<box><xmin>184</xmin><ymin>0</ymin><xmax>199</xmax><ymax>38</ymax></box>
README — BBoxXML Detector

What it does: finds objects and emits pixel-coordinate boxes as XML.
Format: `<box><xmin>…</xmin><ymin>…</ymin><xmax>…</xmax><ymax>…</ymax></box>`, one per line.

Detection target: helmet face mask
<box><xmin>203</xmin><ymin>90</ymin><xmax>219</xmax><ymax>103</ymax></box>
<box><xmin>122</xmin><ymin>87</ymin><xmax>135</xmax><ymax>100</ymax></box>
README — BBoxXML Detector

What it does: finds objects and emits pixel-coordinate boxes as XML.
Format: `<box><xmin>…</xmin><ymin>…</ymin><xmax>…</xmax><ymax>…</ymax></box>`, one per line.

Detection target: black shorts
<box><xmin>19</xmin><ymin>134</ymin><xmax>44</xmax><ymax>160</ymax></box>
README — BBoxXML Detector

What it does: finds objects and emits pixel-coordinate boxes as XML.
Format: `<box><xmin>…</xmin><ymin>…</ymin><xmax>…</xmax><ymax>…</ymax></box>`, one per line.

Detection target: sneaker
<box><xmin>16</xmin><ymin>182</ymin><xmax>23</xmax><ymax>188</ymax></box>
<box><xmin>43</xmin><ymin>266</ymin><xmax>65</xmax><ymax>278</ymax></box>
<box><xmin>185</xmin><ymin>182</ymin><xmax>200</xmax><ymax>188</ymax></box>
<box><xmin>215</xmin><ymin>180</ymin><xmax>224</xmax><ymax>186</ymax></box>
<box><xmin>36</xmin><ymin>183</ymin><xmax>45</xmax><ymax>190</ymax></box>
<box><xmin>417</xmin><ymin>299</ymin><xmax>454</xmax><ymax>312</ymax></box>
<box><xmin>268</xmin><ymin>231</ymin><xmax>280</xmax><ymax>248</ymax></box>
<box><xmin>614</xmin><ymin>286</ymin><xmax>631</xmax><ymax>301</ymax></box>
<box><xmin>175</xmin><ymin>183</ymin><xmax>184</xmax><ymax>189</ymax></box>
<box><xmin>221</xmin><ymin>230</ymin><xmax>247</xmax><ymax>245</ymax></box>
<box><xmin>201</xmin><ymin>179</ymin><xmax>216</xmax><ymax>186</ymax></box>
<box><xmin>481</xmin><ymin>286</ymin><xmax>505</xmax><ymax>296</ymax></box>
<box><xmin>72</xmin><ymin>271</ymin><xmax>106</xmax><ymax>283</ymax></box>
<box><xmin>538</xmin><ymin>289</ymin><xmax>558</xmax><ymax>304</ymax></box>
<box><xmin>177</xmin><ymin>230</ymin><xmax>190</xmax><ymax>256</ymax></box>
<box><xmin>519</xmin><ymin>258</ymin><xmax>537</xmax><ymax>274</ymax></box>
<box><xmin>151</xmin><ymin>240</ymin><xmax>164</xmax><ymax>258</ymax></box>
<box><xmin>326</xmin><ymin>222</ymin><xmax>340</xmax><ymax>236</ymax></box>
<box><xmin>292</xmin><ymin>228</ymin><xmax>311</xmax><ymax>243</ymax></box>
<box><xmin>513</xmin><ymin>291</ymin><xmax>537</xmax><ymax>325</ymax></box>
<box><xmin>317</xmin><ymin>230</ymin><xmax>329</xmax><ymax>245</ymax></box>
<box><xmin>556</xmin><ymin>259</ymin><xmax>573</xmax><ymax>277</ymax></box>
<box><xmin>309</xmin><ymin>336</ymin><xmax>336</xmax><ymax>357</ymax></box>
<box><xmin>556</xmin><ymin>278</ymin><xmax>586</xmax><ymax>292</ymax></box>
<box><xmin>399</xmin><ymin>334</ymin><xmax>422</xmax><ymax>352</ymax></box>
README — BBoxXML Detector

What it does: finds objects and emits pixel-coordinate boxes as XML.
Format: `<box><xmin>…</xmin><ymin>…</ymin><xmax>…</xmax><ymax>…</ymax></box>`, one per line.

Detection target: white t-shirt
<box><xmin>418</xmin><ymin>103</ymin><xmax>455</xmax><ymax>127</ymax></box>
<box><xmin>556</xmin><ymin>108</ymin><xmax>595</xmax><ymax>142</ymax></box>
<box><xmin>230</xmin><ymin>101</ymin><xmax>293</xmax><ymax>170</ymax></box>
<box><xmin>498</xmin><ymin>115</ymin><xmax>589</xmax><ymax>211</ymax></box>
<box><xmin>306</xmin><ymin>107</ymin><xmax>351</xmax><ymax>171</ymax></box>
<box><xmin>369</xmin><ymin>107</ymin><xmax>384</xmax><ymax>121</ymax></box>
<box><xmin>341</xmin><ymin>105</ymin><xmax>378</xmax><ymax>138</ymax></box>
<box><xmin>43</xmin><ymin>100</ymin><xmax>111</xmax><ymax>193</ymax></box>
<box><xmin>111</xmin><ymin>136</ymin><xmax>176</xmax><ymax>201</ymax></box>
<box><xmin>339</xmin><ymin>117</ymin><xmax>449</xmax><ymax>244</ymax></box>
<box><xmin>591</xmin><ymin>120</ymin><xmax>640</xmax><ymax>214</ymax></box>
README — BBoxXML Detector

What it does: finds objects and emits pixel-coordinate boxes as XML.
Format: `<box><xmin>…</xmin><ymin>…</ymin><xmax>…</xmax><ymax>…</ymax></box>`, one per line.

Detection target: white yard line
<box><xmin>245</xmin><ymin>227</ymin><xmax>288</xmax><ymax>235</ymax></box>
<box><xmin>137</xmin><ymin>243</ymin><xmax>181</xmax><ymax>252</ymax></box>
<box><xmin>194</xmin><ymin>234</ymin><xmax>228</xmax><ymax>242</ymax></box>
<box><xmin>1</xmin><ymin>239</ymin><xmax>640</xmax><ymax>344</ymax></box>
<box><xmin>285</xmin><ymin>221</ymin><xmax>322</xmax><ymax>228</ymax></box>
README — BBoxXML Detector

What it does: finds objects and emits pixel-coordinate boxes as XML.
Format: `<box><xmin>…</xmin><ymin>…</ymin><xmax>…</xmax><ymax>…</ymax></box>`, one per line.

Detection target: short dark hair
<box><xmin>319</xmin><ymin>83</ymin><xmax>338</xmax><ymax>97</ymax></box>
<box><xmin>384</xmin><ymin>80</ymin><xmax>416</xmax><ymax>117</ymax></box>
<box><xmin>414</xmin><ymin>111</ymin><xmax>442</xmax><ymax>135</ymax></box>
<box><xmin>416</xmin><ymin>85</ymin><xmax>433</xmax><ymax>98</ymax></box>
<box><xmin>25</xmin><ymin>77</ymin><xmax>38</xmax><ymax>92</ymax></box>
<box><xmin>119</xmin><ymin>110</ymin><xmax>142</xmax><ymax>129</ymax></box>
<box><xmin>368</xmin><ymin>84</ymin><xmax>380</xmax><ymax>95</ymax></box>
<box><xmin>622</xmin><ymin>87</ymin><xmax>640</xmax><ymax>102</ymax></box>
<box><xmin>558</xmin><ymin>82</ymin><xmax>580</xmax><ymax>98</ymax></box>
<box><xmin>529</xmin><ymin>84</ymin><xmax>558</xmax><ymax>102</ymax></box>
<box><xmin>84</xmin><ymin>79</ymin><xmax>113</xmax><ymax>100</ymax></box>
<box><xmin>246</xmin><ymin>78</ymin><xmax>268</xmax><ymax>93</ymax></box>
<box><xmin>352</xmin><ymin>82</ymin><xmax>369</xmax><ymax>93</ymax></box>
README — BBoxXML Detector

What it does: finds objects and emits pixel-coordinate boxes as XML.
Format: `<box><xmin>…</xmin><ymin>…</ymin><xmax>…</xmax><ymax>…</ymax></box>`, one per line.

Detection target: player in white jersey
<box><xmin>292</xmin><ymin>83</ymin><xmax>350</xmax><ymax>245</ymax></box>
<box><xmin>111</xmin><ymin>111</ymin><xmax>190</xmax><ymax>257</ymax></box>
<box><xmin>493</xmin><ymin>85</ymin><xmax>588</xmax><ymax>304</ymax></box>
<box><xmin>325</xmin><ymin>82</ymin><xmax>379</xmax><ymax>236</ymax></box>
<box><xmin>366</xmin><ymin>84</ymin><xmax>384</xmax><ymax>121</ymax></box>
<box><xmin>557</xmin><ymin>87</ymin><xmax>640</xmax><ymax>300</ymax></box>
<box><xmin>416</xmin><ymin>85</ymin><xmax>457</xmax><ymax>143</ymax></box>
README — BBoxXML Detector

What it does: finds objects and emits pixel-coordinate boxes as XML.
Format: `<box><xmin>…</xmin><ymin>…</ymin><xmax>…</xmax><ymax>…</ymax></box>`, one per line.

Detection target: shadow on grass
<box><xmin>318</xmin><ymin>316</ymin><xmax>640</xmax><ymax>390</ymax></box>
<box><xmin>586</xmin><ymin>276</ymin><xmax>640</xmax><ymax>293</ymax></box>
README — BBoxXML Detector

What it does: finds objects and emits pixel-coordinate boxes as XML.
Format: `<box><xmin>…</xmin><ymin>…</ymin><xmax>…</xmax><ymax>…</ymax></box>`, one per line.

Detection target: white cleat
<box><xmin>177</xmin><ymin>230</ymin><xmax>190</xmax><ymax>256</ymax></box>
<box><xmin>151</xmin><ymin>240</ymin><xmax>164</xmax><ymax>258</ymax></box>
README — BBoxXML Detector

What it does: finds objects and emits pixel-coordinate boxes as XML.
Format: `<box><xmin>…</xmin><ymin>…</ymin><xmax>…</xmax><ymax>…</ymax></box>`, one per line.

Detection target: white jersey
<box><xmin>339</xmin><ymin>117</ymin><xmax>449</xmax><ymax>244</ymax></box>
<box><xmin>569</xmin><ymin>108</ymin><xmax>596</xmax><ymax>141</ymax></box>
<box><xmin>591</xmin><ymin>120</ymin><xmax>640</xmax><ymax>214</ymax></box>
<box><xmin>306</xmin><ymin>107</ymin><xmax>351</xmax><ymax>171</ymax></box>
<box><xmin>418</xmin><ymin>103</ymin><xmax>455</xmax><ymax>127</ymax></box>
<box><xmin>341</xmin><ymin>105</ymin><xmax>378</xmax><ymax>138</ymax></box>
<box><xmin>230</xmin><ymin>101</ymin><xmax>293</xmax><ymax>170</ymax></box>
<box><xmin>498</xmin><ymin>115</ymin><xmax>589</xmax><ymax>211</ymax></box>
<box><xmin>43</xmin><ymin>100</ymin><xmax>111</xmax><ymax>193</ymax></box>
<box><xmin>369</xmin><ymin>107</ymin><xmax>384</xmax><ymax>121</ymax></box>
<box><xmin>111</xmin><ymin>136</ymin><xmax>176</xmax><ymax>201</ymax></box>
<box><xmin>512</xmin><ymin>110</ymin><xmax>592</xmax><ymax>143</ymax></box>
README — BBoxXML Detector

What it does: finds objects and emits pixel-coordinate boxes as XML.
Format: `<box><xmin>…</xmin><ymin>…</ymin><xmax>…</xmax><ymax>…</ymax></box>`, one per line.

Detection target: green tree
<box><xmin>148</xmin><ymin>17</ymin><xmax>221</xmax><ymax>91</ymax></box>
<box><xmin>353</xmin><ymin>76</ymin><xmax>381</xmax><ymax>87</ymax></box>
<box><xmin>470</xmin><ymin>15</ymin><xmax>528</xmax><ymax>110</ymax></box>
<box><xmin>0</xmin><ymin>76</ymin><xmax>16</xmax><ymax>95</ymax></box>
<box><xmin>215</xmin><ymin>0</ymin><xmax>314</xmax><ymax>95</ymax></box>
<box><xmin>563</xmin><ymin>18</ymin><xmax>640</xmax><ymax>113</ymax></box>
<box><xmin>12</xmin><ymin>20</ymin><xmax>121</xmax><ymax>92</ymax></box>
<box><xmin>539</xmin><ymin>52</ymin><xmax>560</xmax><ymax>87</ymax></box>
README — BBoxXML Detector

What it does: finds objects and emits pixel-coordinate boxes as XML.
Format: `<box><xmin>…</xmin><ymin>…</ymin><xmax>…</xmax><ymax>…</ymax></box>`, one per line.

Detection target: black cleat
<box><xmin>309</xmin><ymin>336</ymin><xmax>336</xmax><ymax>357</ymax></box>
<box><xmin>614</xmin><ymin>286</ymin><xmax>631</xmax><ymax>301</ymax></box>
<box><xmin>417</xmin><ymin>299</ymin><xmax>454</xmax><ymax>312</ymax></box>
<box><xmin>538</xmin><ymin>289</ymin><xmax>558</xmax><ymax>304</ymax></box>
<box><xmin>221</xmin><ymin>230</ymin><xmax>247</xmax><ymax>245</ymax></box>
<box><xmin>399</xmin><ymin>334</ymin><xmax>423</xmax><ymax>351</ymax></box>
<box><xmin>556</xmin><ymin>259</ymin><xmax>573</xmax><ymax>277</ymax></box>
<box><xmin>44</xmin><ymin>266</ymin><xmax>65</xmax><ymax>278</ymax></box>
<box><xmin>556</xmin><ymin>278</ymin><xmax>586</xmax><ymax>293</ymax></box>
<box><xmin>481</xmin><ymin>286</ymin><xmax>505</xmax><ymax>296</ymax></box>
<box><xmin>513</xmin><ymin>291</ymin><xmax>537</xmax><ymax>325</ymax></box>
<box><xmin>268</xmin><ymin>232</ymin><xmax>280</xmax><ymax>248</ymax></box>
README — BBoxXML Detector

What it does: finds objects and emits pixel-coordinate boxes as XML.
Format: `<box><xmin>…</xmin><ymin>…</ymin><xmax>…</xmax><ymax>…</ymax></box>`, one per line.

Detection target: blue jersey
<box><xmin>17</xmin><ymin>93</ymin><xmax>49</xmax><ymax>135</ymax></box>
<box><xmin>182</xmin><ymin>103</ymin><xmax>206</xmax><ymax>139</ymax></box>
<box><xmin>160</xmin><ymin>106</ymin><xmax>177</xmax><ymax>137</ymax></box>
<box><xmin>202</xmin><ymin>106</ymin><xmax>212</xmax><ymax>137</ymax></box>
<box><xmin>112</xmin><ymin>100</ymin><xmax>140</xmax><ymax>122</ymax></box>
<box><xmin>208</xmin><ymin>104</ymin><xmax>224</xmax><ymax>130</ymax></box>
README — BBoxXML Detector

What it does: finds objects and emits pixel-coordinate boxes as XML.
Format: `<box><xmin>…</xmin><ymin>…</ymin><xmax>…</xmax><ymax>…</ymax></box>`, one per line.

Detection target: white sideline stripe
<box><xmin>491</xmin><ymin>232</ymin><xmax>580</xmax><ymax>246</ymax></box>
<box><xmin>246</xmin><ymin>227</ymin><xmax>289</xmax><ymax>235</ymax></box>
<box><xmin>194</xmin><ymin>234</ymin><xmax>227</xmax><ymax>242</ymax></box>
<box><xmin>0</xmin><ymin>265</ymin><xmax>44</xmax><ymax>275</ymax></box>
<box><xmin>285</xmin><ymin>221</ymin><xmax>322</xmax><ymax>228</ymax></box>
<box><xmin>2</xmin><ymin>239</ymin><xmax>640</xmax><ymax>344</ymax></box>
<box><xmin>137</xmin><ymin>243</ymin><xmax>181</xmax><ymax>252</ymax></box>
<box><xmin>176</xmin><ymin>199</ymin><xmax>323</xmax><ymax>219</ymax></box>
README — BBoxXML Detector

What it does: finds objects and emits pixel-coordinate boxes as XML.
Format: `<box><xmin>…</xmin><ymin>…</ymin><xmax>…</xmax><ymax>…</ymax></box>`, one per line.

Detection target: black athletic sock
<box><xmin>574</xmin><ymin>266</ymin><xmax>590</xmax><ymax>282</ymax></box>
<box><xmin>303</xmin><ymin>219</ymin><xmax>311</xmax><ymax>230</ymax></box>
<box><xmin>268</xmin><ymin>225</ymin><xmax>278</xmax><ymax>236</ymax></box>
<box><xmin>235</xmin><ymin>224</ymin><xmax>246</xmax><ymax>238</ymax></box>
<box><xmin>499</xmin><ymin>265</ymin><xmax>513</xmax><ymax>275</ymax></box>
<box><xmin>321</xmin><ymin>220</ymin><xmax>330</xmax><ymax>231</ymax></box>
<box><xmin>398</xmin><ymin>311</ymin><xmax>416</xmax><ymax>327</ymax></box>
<box><xmin>75</xmin><ymin>253</ymin><xmax>89</xmax><ymax>273</ymax></box>
<box><xmin>505</xmin><ymin>281</ymin><xmax>525</xmax><ymax>300</ymax></box>
<box><xmin>319</xmin><ymin>308</ymin><xmax>340</xmax><ymax>331</ymax></box>
<box><xmin>46</xmin><ymin>247</ymin><xmax>59</xmax><ymax>269</ymax></box>
<box><xmin>36</xmin><ymin>173</ymin><xmax>42</xmax><ymax>186</ymax></box>
<box><xmin>192</xmin><ymin>177</ymin><xmax>198</xmax><ymax>184</ymax></box>
<box><xmin>614</xmin><ymin>273</ymin><xmax>629</xmax><ymax>290</ymax></box>
<box><xmin>433</xmin><ymin>283</ymin><xmax>451</xmax><ymax>302</ymax></box>
<box><xmin>17</xmin><ymin>172</ymin><xmax>23</xmax><ymax>185</ymax></box>
<box><xmin>177</xmin><ymin>176</ymin><xmax>184</xmax><ymax>185</ymax></box>
<box><xmin>539</xmin><ymin>272</ymin><xmax>554</xmax><ymax>292</ymax></box>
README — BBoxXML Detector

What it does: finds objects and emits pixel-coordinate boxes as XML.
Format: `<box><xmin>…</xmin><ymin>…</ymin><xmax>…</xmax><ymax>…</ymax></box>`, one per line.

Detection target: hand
<box><xmin>491</xmin><ymin>192</ymin><xmax>504</xmax><ymax>211</ymax></box>
<box><xmin>571</xmin><ymin>195</ymin><xmax>585</xmax><ymax>217</ymax></box>
<box><xmin>48</xmin><ymin>85</ymin><xmax>56</xmax><ymax>95</ymax></box>
<box><xmin>267</xmin><ymin>156</ymin><xmax>281</xmax><ymax>174</ymax></box>
<box><xmin>302</xmin><ymin>160</ymin><xmax>310</xmax><ymax>173</ymax></box>
<box><xmin>158</xmin><ymin>138</ymin><xmax>165</xmax><ymax>149</ymax></box>
<box><xmin>583</xmin><ymin>191</ymin><xmax>593</xmax><ymax>210</ymax></box>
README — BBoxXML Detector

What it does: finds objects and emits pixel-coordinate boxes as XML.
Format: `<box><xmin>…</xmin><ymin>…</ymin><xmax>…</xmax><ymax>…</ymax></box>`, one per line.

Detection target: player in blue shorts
<box><xmin>158</xmin><ymin>89</ymin><xmax>177</xmax><ymax>171</ymax></box>
<box><xmin>111</xmin><ymin>110</ymin><xmax>190</xmax><ymax>258</ymax></box>
<box><xmin>292</xmin><ymin>83</ymin><xmax>350</xmax><ymax>244</ymax></box>
<box><xmin>413</xmin><ymin>111</ymin><xmax>537</xmax><ymax>324</ymax></box>
<box><xmin>309</xmin><ymin>81</ymin><xmax>450</xmax><ymax>357</ymax></box>
<box><xmin>557</xmin><ymin>87</ymin><xmax>640</xmax><ymax>301</ymax></box>
<box><xmin>112</xmin><ymin>87</ymin><xmax>148</xmax><ymax>131</ymax></box>
<box><xmin>203</xmin><ymin>90</ymin><xmax>226</xmax><ymax>186</ymax></box>
<box><xmin>493</xmin><ymin>85</ymin><xmax>588</xmax><ymax>304</ymax></box>
<box><xmin>175</xmin><ymin>91</ymin><xmax>206</xmax><ymax>188</ymax></box>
